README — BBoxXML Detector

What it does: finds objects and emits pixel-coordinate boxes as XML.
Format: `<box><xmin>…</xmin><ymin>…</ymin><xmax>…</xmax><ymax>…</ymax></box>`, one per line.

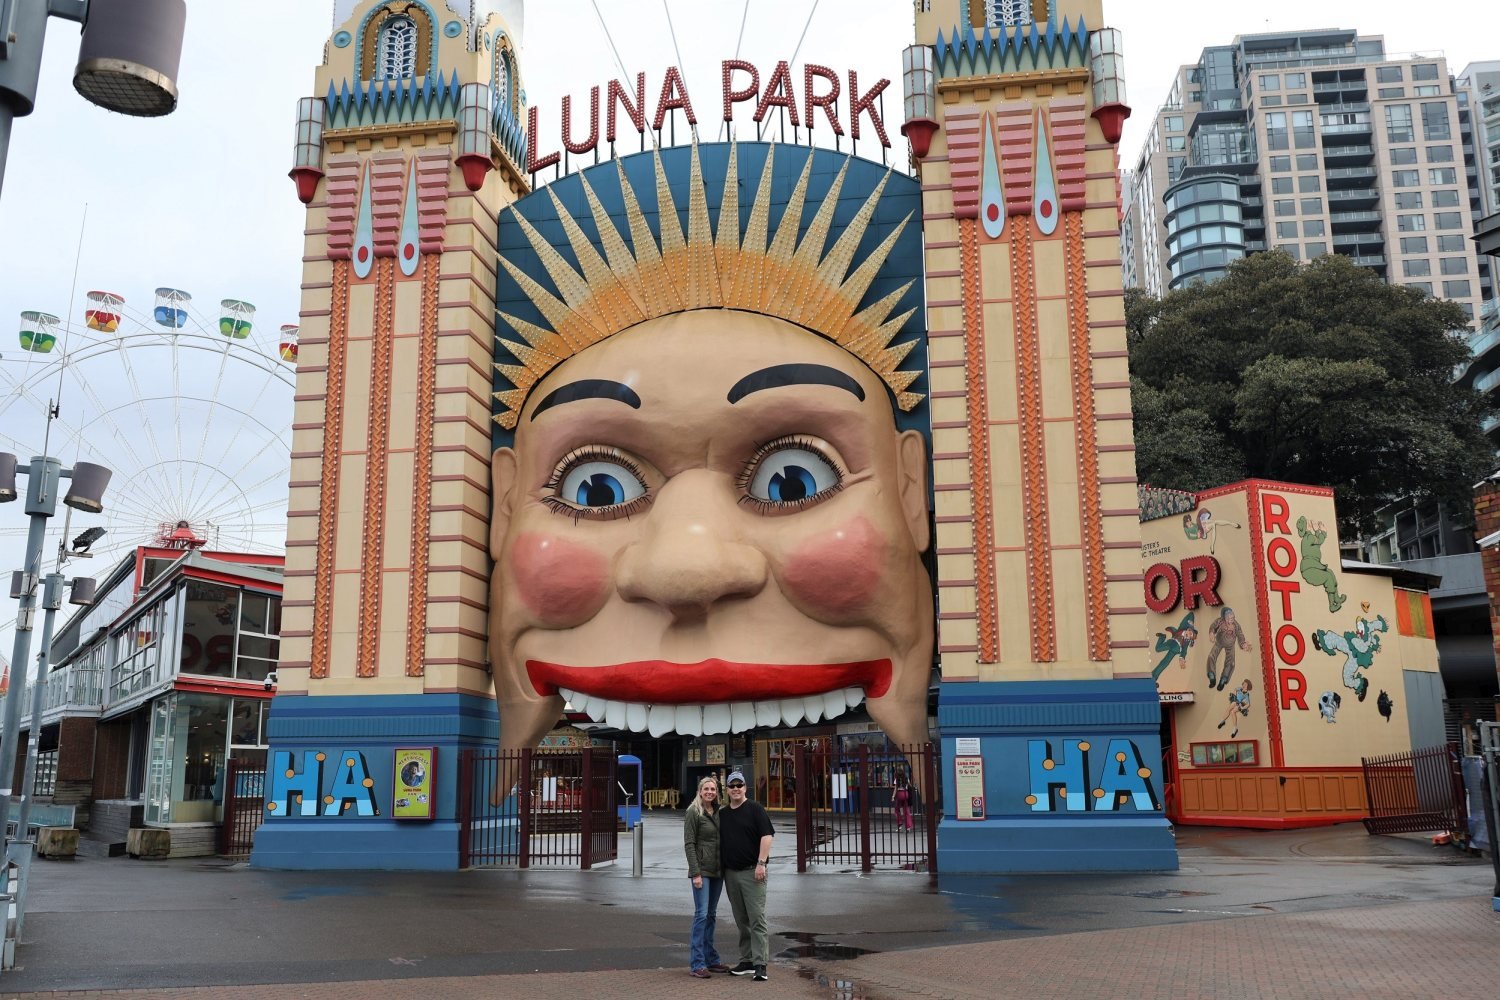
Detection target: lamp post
<box><xmin>0</xmin><ymin>0</ymin><xmax>188</xmax><ymax>203</ymax></box>
<box><xmin>0</xmin><ymin>451</ymin><xmax>108</xmax><ymax>874</ymax></box>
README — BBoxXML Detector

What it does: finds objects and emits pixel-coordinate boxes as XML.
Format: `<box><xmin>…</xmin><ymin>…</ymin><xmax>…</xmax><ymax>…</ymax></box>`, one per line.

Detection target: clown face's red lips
<box><xmin>527</xmin><ymin>658</ymin><xmax>892</xmax><ymax>703</ymax></box>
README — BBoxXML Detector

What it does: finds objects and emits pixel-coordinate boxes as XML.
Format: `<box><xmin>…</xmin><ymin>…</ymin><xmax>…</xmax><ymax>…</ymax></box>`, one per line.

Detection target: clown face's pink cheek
<box><xmin>508</xmin><ymin>531</ymin><xmax>612</xmax><ymax>626</ymax></box>
<box><xmin>780</xmin><ymin>516</ymin><xmax>885</xmax><ymax>619</ymax></box>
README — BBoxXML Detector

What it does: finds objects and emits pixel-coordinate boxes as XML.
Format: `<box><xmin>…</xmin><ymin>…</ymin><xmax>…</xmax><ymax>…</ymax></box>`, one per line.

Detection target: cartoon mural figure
<box><xmin>1377</xmin><ymin>690</ymin><xmax>1394</xmax><ymax>722</ymax></box>
<box><xmin>1189</xmin><ymin>508</ymin><xmax>1241</xmax><ymax>555</ymax></box>
<box><xmin>1216</xmin><ymin>679</ymin><xmax>1253</xmax><ymax>739</ymax></box>
<box><xmin>1152</xmin><ymin>611</ymin><xmax>1197</xmax><ymax>681</ymax></box>
<box><xmin>1297</xmin><ymin>516</ymin><xmax>1346</xmax><ymax>612</ymax></box>
<box><xmin>486</xmin><ymin>144</ymin><xmax>933</xmax><ymax>754</ymax></box>
<box><xmin>1312</xmin><ymin>614</ymin><xmax>1389</xmax><ymax>702</ymax></box>
<box><xmin>1204</xmin><ymin>606</ymin><xmax>1251</xmax><ymax>692</ymax></box>
<box><xmin>1318</xmin><ymin>690</ymin><xmax>1342</xmax><ymax>723</ymax></box>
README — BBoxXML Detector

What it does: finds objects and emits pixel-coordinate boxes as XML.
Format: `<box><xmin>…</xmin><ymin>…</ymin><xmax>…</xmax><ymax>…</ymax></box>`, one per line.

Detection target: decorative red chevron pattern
<box><xmin>369</xmin><ymin>155</ymin><xmax>406</xmax><ymax>258</ymax></box>
<box><xmin>993</xmin><ymin>102</ymin><xmax>1034</xmax><ymax>217</ymax></box>
<box><xmin>324</xmin><ymin>158</ymin><xmax>362</xmax><ymax>261</ymax></box>
<box><xmin>414</xmin><ymin>151</ymin><xmax>451</xmax><ymax>255</ymax></box>
<box><xmin>947</xmin><ymin>109</ymin><xmax>983</xmax><ymax>220</ymax></box>
<box><xmin>1050</xmin><ymin>97</ymin><xmax>1088</xmax><ymax>213</ymax></box>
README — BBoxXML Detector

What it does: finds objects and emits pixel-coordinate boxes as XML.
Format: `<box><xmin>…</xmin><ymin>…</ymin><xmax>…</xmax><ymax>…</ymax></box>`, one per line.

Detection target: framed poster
<box><xmin>954</xmin><ymin>756</ymin><xmax>985</xmax><ymax>820</ymax></box>
<box><xmin>392</xmin><ymin>747</ymin><xmax>436</xmax><ymax>820</ymax></box>
<box><xmin>706</xmin><ymin>743</ymin><xmax>726</xmax><ymax>765</ymax></box>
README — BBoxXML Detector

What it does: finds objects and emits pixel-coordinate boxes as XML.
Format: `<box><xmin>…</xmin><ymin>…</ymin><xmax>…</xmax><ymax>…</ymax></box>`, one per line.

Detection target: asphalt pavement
<box><xmin>1</xmin><ymin>816</ymin><xmax>1496</xmax><ymax>999</ymax></box>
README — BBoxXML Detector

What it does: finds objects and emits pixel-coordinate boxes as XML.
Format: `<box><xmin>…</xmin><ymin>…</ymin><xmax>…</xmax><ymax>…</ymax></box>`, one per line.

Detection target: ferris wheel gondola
<box><xmin>18</xmin><ymin>311</ymin><xmax>60</xmax><ymax>354</ymax></box>
<box><xmin>220</xmin><ymin>299</ymin><xmax>255</xmax><ymax>339</ymax></box>
<box><xmin>153</xmin><ymin>287</ymin><xmax>191</xmax><ymax>329</ymax></box>
<box><xmin>279</xmin><ymin>324</ymin><xmax>299</xmax><ymax>363</ymax></box>
<box><xmin>85</xmin><ymin>291</ymin><xmax>124</xmax><ymax>332</ymax></box>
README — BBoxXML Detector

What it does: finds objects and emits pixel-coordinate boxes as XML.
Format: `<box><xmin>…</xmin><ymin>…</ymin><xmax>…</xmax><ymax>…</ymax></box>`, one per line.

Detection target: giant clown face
<box><xmin>488</xmin><ymin>309</ymin><xmax>933</xmax><ymax>751</ymax></box>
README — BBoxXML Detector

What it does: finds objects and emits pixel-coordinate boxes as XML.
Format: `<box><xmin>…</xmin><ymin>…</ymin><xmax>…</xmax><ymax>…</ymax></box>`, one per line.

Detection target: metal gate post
<box><xmin>858</xmin><ymin>745</ymin><xmax>872</xmax><ymax>874</ymax></box>
<box><xmin>923</xmin><ymin>741</ymin><xmax>939</xmax><ymax>874</ymax></box>
<box><xmin>580</xmin><ymin>747</ymin><xmax>595</xmax><ymax>870</ymax></box>
<box><xmin>457</xmin><ymin>749</ymin><xmax>472</xmax><ymax>868</ymax></box>
<box><xmin>219</xmin><ymin>758</ymin><xmax>238</xmax><ymax>855</ymax></box>
<box><xmin>794</xmin><ymin>742</ymin><xmax>808</xmax><ymax>872</ymax></box>
<box><xmin>519</xmin><ymin>748</ymin><xmax>533</xmax><ymax>869</ymax></box>
<box><xmin>1479</xmin><ymin>722</ymin><xmax>1500</xmax><ymax>911</ymax></box>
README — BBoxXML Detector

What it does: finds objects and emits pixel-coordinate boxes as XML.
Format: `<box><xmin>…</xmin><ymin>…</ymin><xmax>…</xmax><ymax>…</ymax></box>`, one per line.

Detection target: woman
<box><xmin>891</xmin><ymin>770</ymin><xmax>914</xmax><ymax>832</ymax></box>
<box><xmin>683</xmin><ymin>775</ymin><xmax>728</xmax><ymax>978</ymax></box>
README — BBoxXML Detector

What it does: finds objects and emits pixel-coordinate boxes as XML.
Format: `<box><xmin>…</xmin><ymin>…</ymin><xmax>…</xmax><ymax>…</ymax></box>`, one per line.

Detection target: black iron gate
<box><xmin>219</xmin><ymin>757</ymin><xmax>266</xmax><ymax>858</ymax></box>
<box><xmin>1361</xmin><ymin>742</ymin><xmax>1468</xmax><ymax>836</ymax></box>
<box><xmin>458</xmin><ymin>747</ymin><xmax>618</xmax><ymax>868</ymax></box>
<box><xmin>793</xmin><ymin>742</ymin><xmax>938</xmax><ymax>873</ymax></box>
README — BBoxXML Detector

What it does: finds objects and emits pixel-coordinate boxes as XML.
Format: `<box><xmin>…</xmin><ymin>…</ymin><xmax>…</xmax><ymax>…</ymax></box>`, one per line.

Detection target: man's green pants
<box><xmin>723</xmin><ymin>866</ymin><xmax>769</xmax><ymax>967</ymax></box>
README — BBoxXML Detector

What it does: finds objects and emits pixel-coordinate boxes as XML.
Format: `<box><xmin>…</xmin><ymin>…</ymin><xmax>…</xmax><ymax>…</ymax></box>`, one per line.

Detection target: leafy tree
<box><xmin>1127</xmin><ymin>250</ymin><xmax>1493</xmax><ymax>534</ymax></box>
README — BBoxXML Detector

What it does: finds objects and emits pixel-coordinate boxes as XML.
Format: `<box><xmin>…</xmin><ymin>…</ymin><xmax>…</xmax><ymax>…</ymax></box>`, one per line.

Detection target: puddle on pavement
<box><xmin>796</xmin><ymin>967</ymin><xmax>881</xmax><ymax>999</ymax></box>
<box><xmin>279</xmin><ymin>885</ymin><xmax>372</xmax><ymax>901</ymax></box>
<box><xmin>778</xmin><ymin>931</ymin><xmax>878</xmax><ymax>961</ymax></box>
<box><xmin>1115</xmin><ymin>889</ymin><xmax>1211</xmax><ymax>899</ymax></box>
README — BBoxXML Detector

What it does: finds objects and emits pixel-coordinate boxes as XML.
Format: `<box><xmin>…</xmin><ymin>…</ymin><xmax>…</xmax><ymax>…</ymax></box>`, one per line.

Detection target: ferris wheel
<box><xmin>1</xmin><ymin>288</ymin><xmax>297</xmax><ymax>580</ymax></box>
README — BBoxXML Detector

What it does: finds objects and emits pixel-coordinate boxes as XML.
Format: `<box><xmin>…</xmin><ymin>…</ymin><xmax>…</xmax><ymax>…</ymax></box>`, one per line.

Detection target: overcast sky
<box><xmin>0</xmin><ymin>0</ymin><xmax>1492</xmax><ymax>667</ymax></box>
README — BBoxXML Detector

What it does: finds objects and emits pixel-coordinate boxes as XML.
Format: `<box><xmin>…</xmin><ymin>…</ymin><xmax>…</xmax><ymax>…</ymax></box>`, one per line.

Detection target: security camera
<box><xmin>264</xmin><ymin>670</ymin><xmax>279</xmax><ymax>692</ymax></box>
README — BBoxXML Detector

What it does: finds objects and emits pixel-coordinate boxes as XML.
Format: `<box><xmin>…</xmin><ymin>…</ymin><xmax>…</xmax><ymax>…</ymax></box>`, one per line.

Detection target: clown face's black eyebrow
<box><xmin>530</xmin><ymin>379</ymin><xmax>642</xmax><ymax>420</ymax></box>
<box><xmin>726</xmin><ymin>364</ymin><xmax>866</xmax><ymax>405</ymax></box>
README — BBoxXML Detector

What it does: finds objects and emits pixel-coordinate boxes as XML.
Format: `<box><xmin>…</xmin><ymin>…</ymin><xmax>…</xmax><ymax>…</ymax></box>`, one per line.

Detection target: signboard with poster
<box><xmin>954</xmin><ymin>755</ymin><xmax>985</xmax><ymax>821</ymax></box>
<box><xmin>392</xmin><ymin>748</ymin><xmax>436</xmax><ymax>820</ymax></box>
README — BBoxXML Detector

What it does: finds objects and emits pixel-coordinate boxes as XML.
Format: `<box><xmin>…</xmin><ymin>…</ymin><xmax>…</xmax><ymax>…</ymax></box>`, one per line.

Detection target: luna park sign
<box><xmin>526</xmin><ymin>60</ymin><xmax>893</xmax><ymax>173</ymax></box>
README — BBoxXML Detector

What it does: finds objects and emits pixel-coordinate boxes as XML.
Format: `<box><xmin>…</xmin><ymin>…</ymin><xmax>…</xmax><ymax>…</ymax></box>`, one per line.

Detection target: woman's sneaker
<box><xmin>754</xmin><ymin>965</ymin><xmax>769</xmax><ymax>981</ymax></box>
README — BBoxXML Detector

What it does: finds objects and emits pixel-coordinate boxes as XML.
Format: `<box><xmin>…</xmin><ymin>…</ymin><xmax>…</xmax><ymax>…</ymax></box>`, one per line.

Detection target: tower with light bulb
<box><xmin>255</xmin><ymin>0</ymin><xmax>529</xmax><ymax>869</ymax></box>
<box><xmin>905</xmin><ymin>1</ymin><xmax>1174</xmax><ymax>871</ymax></box>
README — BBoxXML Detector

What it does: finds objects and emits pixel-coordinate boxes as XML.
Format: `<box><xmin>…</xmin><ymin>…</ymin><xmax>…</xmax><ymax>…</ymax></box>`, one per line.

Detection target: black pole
<box><xmin>1482</xmin><ymin>720</ymin><xmax>1500</xmax><ymax>909</ymax></box>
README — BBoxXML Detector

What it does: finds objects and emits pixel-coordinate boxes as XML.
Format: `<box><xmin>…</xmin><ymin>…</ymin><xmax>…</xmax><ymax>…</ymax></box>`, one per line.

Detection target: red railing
<box><xmin>458</xmin><ymin>747</ymin><xmax>617</xmax><ymax>868</ymax></box>
<box><xmin>219</xmin><ymin>757</ymin><xmax>266</xmax><ymax>858</ymax></box>
<box><xmin>793</xmin><ymin>742</ymin><xmax>939</xmax><ymax>874</ymax></box>
<box><xmin>1361</xmin><ymin>742</ymin><xmax>1468</xmax><ymax>836</ymax></box>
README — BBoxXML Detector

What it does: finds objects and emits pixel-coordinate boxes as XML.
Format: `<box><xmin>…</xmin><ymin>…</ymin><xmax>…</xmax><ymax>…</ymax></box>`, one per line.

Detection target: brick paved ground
<box><xmin>6</xmin><ymin>895</ymin><xmax>1497</xmax><ymax>1000</ymax></box>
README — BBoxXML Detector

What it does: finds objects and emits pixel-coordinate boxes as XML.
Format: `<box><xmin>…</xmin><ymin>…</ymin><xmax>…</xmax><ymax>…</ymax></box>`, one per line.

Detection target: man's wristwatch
<box><xmin>757</xmin><ymin>859</ymin><xmax>768</xmax><ymax>865</ymax></box>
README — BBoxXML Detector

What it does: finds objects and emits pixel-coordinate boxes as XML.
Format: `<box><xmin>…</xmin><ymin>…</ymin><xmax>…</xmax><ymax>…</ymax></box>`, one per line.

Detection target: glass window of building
<box><xmin>1299</xmin><ymin>197</ymin><xmax>1323</xmax><ymax>214</ymax></box>
<box><xmin>1393</xmin><ymin>170</ymin><xmax>1420</xmax><ymax>187</ymax></box>
<box><xmin>1167</xmin><ymin>135</ymin><xmax>1187</xmax><ymax>151</ymax></box>
<box><xmin>182</xmin><ymin>582</ymin><xmax>238</xmax><ymax>678</ymax></box>
<box><xmin>1165</xmin><ymin>115</ymin><xmax>1184</xmax><ymax>131</ymax></box>
<box><xmin>1298</xmin><ymin>175</ymin><xmax>1321</xmax><ymax>193</ymax></box>
<box><xmin>1395</xmin><ymin>192</ymin><xmax>1423</xmax><ymax>209</ymax></box>
<box><xmin>1390</xmin><ymin>147</ymin><xmax>1418</xmax><ymax>165</ymax></box>
<box><xmin>1303</xmin><ymin>219</ymin><xmax>1325</xmax><ymax>237</ymax></box>
<box><xmin>1279</xmin><ymin>244</ymin><xmax>1301</xmax><ymax>260</ymax></box>
<box><xmin>1274</xmin><ymin>198</ymin><xmax>1296</xmax><ymax>216</ymax></box>
<box><xmin>1437</xmin><ymin>235</ymin><xmax>1466</xmax><ymax>252</ymax></box>
<box><xmin>1385</xmin><ymin>105</ymin><xmax>1413</xmax><ymax>143</ymax></box>
<box><xmin>1286</xmin><ymin>93</ymin><xmax>1309</xmax><ymax>105</ymax></box>
<box><xmin>1433</xmin><ymin>212</ymin><xmax>1462</xmax><ymax>230</ymax></box>
<box><xmin>1295</xmin><ymin>154</ymin><xmax>1319</xmax><ymax>171</ymax></box>
<box><xmin>1286</xmin><ymin>72</ymin><xmax>1306</xmax><ymax>89</ymax></box>
<box><xmin>1265</xmin><ymin>112</ymin><xmax>1288</xmax><ymax>150</ymax></box>
<box><xmin>1458</xmin><ymin>302</ymin><xmax>1475</xmax><ymax>319</ymax></box>
<box><xmin>1306</xmin><ymin>241</ymin><xmax>1326</xmax><ymax>258</ymax></box>
<box><xmin>1406</xmin><ymin>282</ymin><xmax>1433</xmax><ymax>295</ymax></box>
<box><xmin>1262</xmin><ymin>95</ymin><xmax>1283</xmax><ymax>107</ymax></box>
<box><xmin>1378</xmin><ymin>87</ymin><xmax>1405</xmax><ymax>99</ymax></box>
<box><xmin>1411</xmin><ymin>63</ymin><xmax>1439</xmax><ymax>82</ymax></box>
<box><xmin>1276</xmin><ymin>221</ymin><xmax>1299</xmax><ymax>238</ymax></box>
<box><xmin>1428</xmin><ymin>167</ymin><xmax>1457</xmax><ymax>185</ymax></box>
<box><xmin>1426</xmin><ymin>145</ymin><xmax>1454</xmax><ymax>162</ymax></box>
<box><xmin>1443</xmin><ymin>280</ymin><xmax>1472</xmax><ymax>298</ymax></box>
<box><xmin>1270</xmin><ymin>155</ymin><xmax>1292</xmax><ymax>172</ymax></box>
<box><xmin>1168</xmin><ymin>157</ymin><xmax>1186</xmax><ymax>181</ymax></box>
<box><xmin>1398</xmin><ymin>214</ymin><xmax>1426</xmax><ymax>232</ymax></box>
<box><xmin>1404</xmin><ymin>259</ymin><xmax>1432</xmax><ymax>277</ymax></box>
<box><xmin>1431</xmin><ymin>190</ymin><xmax>1460</xmax><ymax>207</ymax></box>
<box><xmin>1260</xmin><ymin>74</ymin><xmax>1280</xmax><ymax>91</ymax></box>
<box><xmin>375</xmin><ymin>15</ymin><xmax>418</xmax><ymax>81</ymax></box>
<box><xmin>1399</xmin><ymin>236</ymin><xmax>1429</xmax><ymax>254</ymax></box>
<box><xmin>1272</xmin><ymin>177</ymin><xmax>1294</xmax><ymax>194</ymax></box>
<box><xmin>1440</xmin><ymin>257</ymin><xmax>1468</xmax><ymax>275</ymax></box>
<box><xmin>236</xmin><ymin>593</ymin><xmax>282</xmax><ymax>683</ymax></box>
<box><xmin>1414</xmin><ymin>85</ymin><xmax>1441</xmax><ymax>97</ymax></box>
<box><xmin>1421</xmin><ymin>103</ymin><xmax>1451</xmax><ymax>141</ymax></box>
<box><xmin>1292</xmin><ymin>111</ymin><xmax>1315</xmax><ymax>148</ymax></box>
<box><xmin>1377</xmin><ymin>66</ymin><xmax>1403</xmax><ymax>83</ymax></box>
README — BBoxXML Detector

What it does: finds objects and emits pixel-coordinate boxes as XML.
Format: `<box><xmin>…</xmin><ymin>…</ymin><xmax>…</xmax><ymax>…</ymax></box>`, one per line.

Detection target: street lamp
<box><xmin>0</xmin><ymin>0</ymin><xmax>188</xmax><ymax>202</ymax></box>
<box><xmin>0</xmin><ymin>450</ymin><xmax>108</xmax><ymax>885</ymax></box>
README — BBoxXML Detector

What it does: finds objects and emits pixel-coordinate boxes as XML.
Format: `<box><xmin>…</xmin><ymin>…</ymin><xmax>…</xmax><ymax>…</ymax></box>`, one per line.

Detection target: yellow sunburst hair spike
<box><xmin>493</xmin><ymin>142</ymin><xmax>921</xmax><ymax>429</ymax></box>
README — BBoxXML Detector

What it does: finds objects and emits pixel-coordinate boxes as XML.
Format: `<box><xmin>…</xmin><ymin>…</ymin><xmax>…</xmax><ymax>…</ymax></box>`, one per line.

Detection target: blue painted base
<box><xmin>936</xmin><ymin>679</ymin><xmax>1179</xmax><ymax>874</ymax></box>
<box><xmin>250</xmin><ymin>693</ymin><xmax>497</xmax><ymax>871</ymax></box>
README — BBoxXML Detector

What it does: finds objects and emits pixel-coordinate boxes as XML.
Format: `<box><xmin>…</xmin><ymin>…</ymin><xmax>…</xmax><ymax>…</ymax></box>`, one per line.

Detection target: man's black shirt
<box><xmin>719</xmin><ymin>798</ymin><xmax>774</xmax><ymax>870</ymax></box>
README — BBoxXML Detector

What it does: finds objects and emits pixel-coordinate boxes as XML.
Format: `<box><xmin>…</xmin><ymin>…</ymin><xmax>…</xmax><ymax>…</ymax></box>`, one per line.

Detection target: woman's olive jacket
<box><xmin>683</xmin><ymin>806</ymin><xmax>721</xmax><ymax>879</ymax></box>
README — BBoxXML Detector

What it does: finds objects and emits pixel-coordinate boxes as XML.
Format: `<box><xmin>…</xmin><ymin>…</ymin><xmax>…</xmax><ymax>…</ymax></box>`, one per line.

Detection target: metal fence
<box><xmin>793</xmin><ymin>742</ymin><xmax>939</xmax><ymax>873</ymax></box>
<box><xmin>458</xmin><ymin>748</ymin><xmax>618</xmax><ymax>869</ymax></box>
<box><xmin>1361</xmin><ymin>742</ymin><xmax>1467</xmax><ymax>836</ymax></box>
<box><xmin>219</xmin><ymin>757</ymin><xmax>266</xmax><ymax>858</ymax></box>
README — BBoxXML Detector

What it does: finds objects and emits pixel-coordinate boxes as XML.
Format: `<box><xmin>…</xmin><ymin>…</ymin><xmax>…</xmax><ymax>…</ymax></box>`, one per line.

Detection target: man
<box><xmin>719</xmin><ymin>769</ymin><xmax>774</xmax><ymax>981</ymax></box>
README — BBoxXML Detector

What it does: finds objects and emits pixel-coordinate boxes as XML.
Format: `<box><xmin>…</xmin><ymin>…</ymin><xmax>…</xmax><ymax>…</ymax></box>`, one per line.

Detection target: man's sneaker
<box><xmin>707</xmin><ymin>963</ymin><xmax>732</xmax><ymax>973</ymax></box>
<box><xmin>753</xmin><ymin>965</ymin><xmax>768</xmax><ymax>981</ymax></box>
<box><xmin>730</xmin><ymin>961</ymin><xmax>756</xmax><ymax>976</ymax></box>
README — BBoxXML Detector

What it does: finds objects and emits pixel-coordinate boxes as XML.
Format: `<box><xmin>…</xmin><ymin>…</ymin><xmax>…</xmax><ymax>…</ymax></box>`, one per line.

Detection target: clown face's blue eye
<box><xmin>745</xmin><ymin>446</ymin><xmax>841</xmax><ymax>508</ymax></box>
<box><xmin>558</xmin><ymin>460</ymin><xmax>647</xmax><ymax>509</ymax></box>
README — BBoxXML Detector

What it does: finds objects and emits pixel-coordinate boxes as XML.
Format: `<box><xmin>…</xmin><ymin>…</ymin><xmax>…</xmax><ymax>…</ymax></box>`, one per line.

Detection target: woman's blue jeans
<box><xmin>689</xmin><ymin>876</ymin><xmax>724</xmax><ymax>970</ymax></box>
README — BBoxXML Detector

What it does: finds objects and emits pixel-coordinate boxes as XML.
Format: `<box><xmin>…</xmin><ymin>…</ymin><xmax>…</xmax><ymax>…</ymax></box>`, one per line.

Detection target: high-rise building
<box><xmin>1124</xmin><ymin>29</ymin><xmax>1484</xmax><ymax>332</ymax></box>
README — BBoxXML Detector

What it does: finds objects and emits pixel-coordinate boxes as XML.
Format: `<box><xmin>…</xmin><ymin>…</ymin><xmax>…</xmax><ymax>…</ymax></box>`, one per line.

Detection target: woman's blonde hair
<box><xmin>685</xmin><ymin>775</ymin><xmax>720</xmax><ymax>819</ymax></box>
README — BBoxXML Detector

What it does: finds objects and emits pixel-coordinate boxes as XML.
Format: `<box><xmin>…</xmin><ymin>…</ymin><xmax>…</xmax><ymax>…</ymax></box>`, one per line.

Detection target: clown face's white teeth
<box><xmin>561</xmin><ymin>687</ymin><xmax>867</xmax><ymax>735</ymax></box>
